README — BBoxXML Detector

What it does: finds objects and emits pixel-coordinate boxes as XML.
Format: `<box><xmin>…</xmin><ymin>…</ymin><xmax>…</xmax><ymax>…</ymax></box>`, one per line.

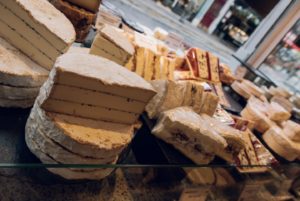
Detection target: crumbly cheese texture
<box><xmin>0</xmin><ymin>0</ymin><xmax>75</xmax><ymax>69</ymax></box>
<box><xmin>0</xmin><ymin>37</ymin><xmax>48</xmax><ymax>87</ymax></box>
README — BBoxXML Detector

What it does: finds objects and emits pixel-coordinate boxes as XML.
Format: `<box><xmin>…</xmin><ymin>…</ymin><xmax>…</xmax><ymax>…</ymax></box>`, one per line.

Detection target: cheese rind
<box><xmin>0</xmin><ymin>84</ymin><xmax>39</xmax><ymax>100</ymax></box>
<box><xmin>0</xmin><ymin>37</ymin><xmax>48</xmax><ymax>87</ymax></box>
<box><xmin>0</xmin><ymin>97</ymin><xmax>35</xmax><ymax>108</ymax></box>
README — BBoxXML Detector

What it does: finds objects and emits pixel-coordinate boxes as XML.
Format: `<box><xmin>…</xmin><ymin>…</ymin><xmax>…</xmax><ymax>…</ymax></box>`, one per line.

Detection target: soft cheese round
<box><xmin>15</xmin><ymin>0</ymin><xmax>75</xmax><ymax>44</ymax></box>
<box><xmin>0</xmin><ymin>38</ymin><xmax>48</xmax><ymax>87</ymax></box>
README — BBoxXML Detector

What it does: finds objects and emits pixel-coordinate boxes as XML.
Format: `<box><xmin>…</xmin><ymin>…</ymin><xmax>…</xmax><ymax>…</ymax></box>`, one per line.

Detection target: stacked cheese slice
<box><xmin>50</xmin><ymin>0</ymin><xmax>100</xmax><ymax>42</ymax></box>
<box><xmin>263</xmin><ymin>121</ymin><xmax>300</xmax><ymax>161</ymax></box>
<box><xmin>0</xmin><ymin>0</ymin><xmax>76</xmax><ymax>70</ymax></box>
<box><xmin>145</xmin><ymin>80</ymin><xmax>219</xmax><ymax>119</ymax></box>
<box><xmin>25</xmin><ymin>53</ymin><xmax>156</xmax><ymax>180</ymax></box>
<box><xmin>0</xmin><ymin>38</ymin><xmax>48</xmax><ymax>108</ymax></box>
<box><xmin>152</xmin><ymin>107</ymin><xmax>245</xmax><ymax>164</ymax></box>
<box><xmin>90</xmin><ymin>25</ymin><xmax>135</xmax><ymax>67</ymax></box>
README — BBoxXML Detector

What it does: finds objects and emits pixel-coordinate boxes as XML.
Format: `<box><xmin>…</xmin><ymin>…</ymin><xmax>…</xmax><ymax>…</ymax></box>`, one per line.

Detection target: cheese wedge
<box><xmin>0</xmin><ymin>0</ymin><xmax>75</xmax><ymax>69</ymax></box>
<box><xmin>0</xmin><ymin>84</ymin><xmax>39</xmax><ymax>100</ymax></box>
<box><xmin>67</xmin><ymin>0</ymin><xmax>101</xmax><ymax>13</ymax></box>
<box><xmin>90</xmin><ymin>25</ymin><xmax>134</xmax><ymax>66</ymax></box>
<box><xmin>26</xmin><ymin>114</ymin><xmax>117</xmax><ymax>165</ymax></box>
<box><xmin>0</xmin><ymin>97</ymin><xmax>35</xmax><ymax>108</ymax></box>
<box><xmin>29</xmin><ymin>104</ymin><xmax>135</xmax><ymax>159</ymax></box>
<box><xmin>0</xmin><ymin>37</ymin><xmax>48</xmax><ymax>87</ymax></box>
<box><xmin>43</xmin><ymin>53</ymin><xmax>156</xmax><ymax>102</ymax></box>
<box><xmin>152</xmin><ymin>107</ymin><xmax>227</xmax><ymax>164</ymax></box>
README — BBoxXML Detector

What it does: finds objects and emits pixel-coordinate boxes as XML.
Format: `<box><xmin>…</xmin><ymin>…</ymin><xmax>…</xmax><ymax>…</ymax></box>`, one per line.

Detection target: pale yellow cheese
<box><xmin>134</xmin><ymin>47</ymin><xmax>146</xmax><ymax>77</ymax></box>
<box><xmin>143</xmin><ymin>49</ymin><xmax>155</xmax><ymax>80</ymax></box>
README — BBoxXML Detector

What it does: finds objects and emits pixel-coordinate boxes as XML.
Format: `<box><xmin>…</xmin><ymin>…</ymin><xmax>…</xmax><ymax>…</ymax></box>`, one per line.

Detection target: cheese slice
<box><xmin>50</xmin><ymin>53</ymin><xmax>156</xmax><ymax>102</ymax></box>
<box><xmin>167</xmin><ymin>58</ymin><xmax>176</xmax><ymax>80</ymax></box>
<box><xmin>25</xmin><ymin>136</ymin><xmax>114</xmax><ymax>180</ymax></box>
<box><xmin>67</xmin><ymin>0</ymin><xmax>101</xmax><ymax>13</ymax></box>
<box><xmin>26</xmin><ymin>114</ymin><xmax>117</xmax><ymax>165</ymax></box>
<box><xmin>152</xmin><ymin>107</ymin><xmax>227</xmax><ymax>164</ymax></box>
<box><xmin>0</xmin><ymin>97</ymin><xmax>35</xmax><ymax>108</ymax></box>
<box><xmin>0</xmin><ymin>84</ymin><xmax>39</xmax><ymax>100</ymax></box>
<box><xmin>143</xmin><ymin>49</ymin><xmax>155</xmax><ymax>80</ymax></box>
<box><xmin>153</xmin><ymin>55</ymin><xmax>162</xmax><ymax>80</ymax></box>
<box><xmin>207</xmin><ymin>53</ymin><xmax>220</xmax><ymax>82</ymax></box>
<box><xmin>134</xmin><ymin>47</ymin><xmax>146</xmax><ymax>77</ymax></box>
<box><xmin>0</xmin><ymin>37</ymin><xmax>48</xmax><ymax>87</ymax></box>
<box><xmin>90</xmin><ymin>25</ymin><xmax>134</xmax><ymax>66</ymax></box>
<box><xmin>0</xmin><ymin>0</ymin><xmax>75</xmax><ymax>68</ymax></box>
<box><xmin>200</xmin><ymin>92</ymin><xmax>219</xmax><ymax>116</ymax></box>
<box><xmin>195</xmin><ymin>48</ymin><xmax>209</xmax><ymax>80</ymax></box>
<box><xmin>161</xmin><ymin>56</ymin><xmax>169</xmax><ymax>80</ymax></box>
<box><xmin>47</xmin><ymin>84</ymin><xmax>146</xmax><ymax>114</ymax></box>
<box><xmin>30</xmin><ymin>104</ymin><xmax>135</xmax><ymax>159</ymax></box>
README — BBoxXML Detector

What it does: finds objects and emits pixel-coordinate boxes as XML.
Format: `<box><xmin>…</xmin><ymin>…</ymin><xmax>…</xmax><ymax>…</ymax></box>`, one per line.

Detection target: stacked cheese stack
<box><xmin>145</xmin><ymin>80</ymin><xmax>219</xmax><ymax>119</ymax></box>
<box><xmin>0</xmin><ymin>0</ymin><xmax>76</xmax><ymax>70</ymax></box>
<box><xmin>152</xmin><ymin>107</ymin><xmax>245</xmax><ymax>164</ymax></box>
<box><xmin>25</xmin><ymin>53</ymin><xmax>156</xmax><ymax>180</ymax></box>
<box><xmin>0</xmin><ymin>0</ymin><xmax>75</xmax><ymax>108</ymax></box>
<box><xmin>231</xmin><ymin>79</ymin><xmax>265</xmax><ymax>100</ymax></box>
<box><xmin>0</xmin><ymin>38</ymin><xmax>48</xmax><ymax>108</ymax></box>
<box><xmin>50</xmin><ymin>0</ymin><xmax>101</xmax><ymax>42</ymax></box>
<box><xmin>176</xmin><ymin>48</ymin><xmax>221</xmax><ymax>83</ymax></box>
<box><xmin>263</xmin><ymin>120</ymin><xmax>300</xmax><ymax>161</ymax></box>
<box><xmin>90</xmin><ymin>25</ymin><xmax>135</xmax><ymax>67</ymax></box>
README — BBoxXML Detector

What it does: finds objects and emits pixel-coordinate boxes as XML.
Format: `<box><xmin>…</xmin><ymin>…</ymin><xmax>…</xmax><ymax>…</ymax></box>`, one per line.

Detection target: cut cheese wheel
<box><xmin>0</xmin><ymin>84</ymin><xmax>39</xmax><ymax>100</ymax></box>
<box><xmin>0</xmin><ymin>97</ymin><xmax>35</xmax><ymax>108</ymax></box>
<box><xmin>67</xmin><ymin>0</ymin><xmax>101</xmax><ymax>13</ymax></box>
<box><xmin>30</xmin><ymin>104</ymin><xmax>134</xmax><ymax>159</ymax></box>
<box><xmin>26</xmin><ymin>114</ymin><xmax>117</xmax><ymax>165</ymax></box>
<box><xmin>263</xmin><ymin>126</ymin><xmax>299</xmax><ymax>161</ymax></box>
<box><xmin>0</xmin><ymin>37</ymin><xmax>48</xmax><ymax>87</ymax></box>
<box><xmin>0</xmin><ymin>0</ymin><xmax>75</xmax><ymax>68</ymax></box>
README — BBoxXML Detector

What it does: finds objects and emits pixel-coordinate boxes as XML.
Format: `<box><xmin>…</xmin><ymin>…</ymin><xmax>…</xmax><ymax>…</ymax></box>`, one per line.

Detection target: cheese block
<box><xmin>134</xmin><ymin>47</ymin><xmax>146</xmax><ymax>77</ymax></box>
<box><xmin>263</xmin><ymin>126</ymin><xmax>300</xmax><ymax>161</ymax></box>
<box><xmin>153</xmin><ymin>55</ymin><xmax>162</xmax><ymax>79</ymax></box>
<box><xmin>0</xmin><ymin>0</ymin><xmax>75</xmax><ymax>69</ymax></box>
<box><xmin>231</xmin><ymin>81</ymin><xmax>251</xmax><ymax>99</ymax></box>
<box><xmin>26</xmin><ymin>114</ymin><xmax>117</xmax><ymax>165</ymax></box>
<box><xmin>90</xmin><ymin>25</ymin><xmax>134</xmax><ymax>66</ymax></box>
<box><xmin>67</xmin><ymin>0</ymin><xmax>101</xmax><ymax>13</ymax></box>
<box><xmin>267</xmin><ymin>101</ymin><xmax>291</xmax><ymax>122</ymax></box>
<box><xmin>0</xmin><ymin>38</ymin><xmax>48</xmax><ymax>87</ymax></box>
<box><xmin>167</xmin><ymin>58</ymin><xmax>176</xmax><ymax>80</ymax></box>
<box><xmin>30</xmin><ymin>104</ymin><xmax>135</xmax><ymax>159</ymax></box>
<box><xmin>143</xmin><ymin>49</ymin><xmax>155</xmax><ymax>80</ymax></box>
<box><xmin>271</xmin><ymin>96</ymin><xmax>293</xmax><ymax>113</ymax></box>
<box><xmin>179</xmin><ymin>81</ymin><xmax>194</xmax><ymax>106</ymax></box>
<box><xmin>145</xmin><ymin>80</ymin><xmax>168</xmax><ymax>119</ymax></box>
<box><xmin>152</xmin><ymin>107</ymin><xmax>227</xmax><ymax>164</ymax></box>
<box><xmin>207</xmin><ymin>52</ymin><xmax>220</xmax><ymax>82</ymax></box>
<box><xmin>44</xmin><ymin>53</ymin><xmax>156</xmax><ymax>103</ymax></box>
<box><xmin>242</xmin><ymin>80</ymin><xmax>264</xmax><ymax>98</ymax></box>
<box><xmin>160</xmin><ymin>56</ymin><xmax>169</xmax><ymax>80</ymax></box>
<box><xmin>194</xmin><ymin>48</ymin><xmax>209</xmax><ymax>79</ymax></box>
<box><xmin>25</xmin><ymin>136</ymin><xmax>114</xmax><ymax>180</ymax></box>
<box><xmin>0</xmin><ymin>97</ymin><xmax>35</xmax><ymax>108</ymax></box>
<box><xmin>199</xmin><ymin>92</ymin><xmax>219</xmax><ymax>116</ymax></box>
<box><xmin>50</xmin><ymin>0</ymin><xmax>95</xmax><ymax>42</ymax></box>
<box><xmin>0</xmin><ymin>84</ymin><xmax>39</xmax><ymax>100</ymax></box>
<box><xmin>283</xmin><ymin>120</ymin><xmax>300</xmax><ymax>142</ymax></box>
<box><xmin>190</xmin><ymin>81</ymin><xmax>204</xmax><ymax>114</ymax></box>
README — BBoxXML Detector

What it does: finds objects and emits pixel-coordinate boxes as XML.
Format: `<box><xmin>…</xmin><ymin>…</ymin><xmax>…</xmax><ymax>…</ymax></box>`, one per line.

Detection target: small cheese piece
<box><xmin>0</xmin><ymin>0</ymin><xmax>76</xmax><ymax>69</ymax></box>
<box><xmin>0</xmin><ymin>84</ymin><xmax>39</xmax><ymax>100</ymax></box>
<box><xmin>67</xmin><ymin>0</ymin><xmax>101</xmax><ymax>13</ymax></box>
<box><xmin>143</xmin><ymin>49</ymin><xmax>155</xmax><ymax>80</ymax></box>
<box><xmin>263</xmin><ymin>126</ymin><xmax>300</xmax><ymax>161</ymax></box>
<box><xmin>0</xmin><ymin>37</ymin><xmax>48</xmax><ymax>87</ymax></box>
<box><xmin>207</xmin><ymin>52</ymin><xmax>220</xmax><ymax>82</ymax></box>
<box><xmin>90</xmin><ymin>25</ymin><xmax>135</xmax><ymax>66</ymax></box>
<box><xmin>242</xmin><ymin>80</ymin><xmax>264</xmax><ymax>98</ymax></box>
<box><xmin>30</xmin><ymin>104</ymin><xmax>135</xmax><ymax>159</ymax></box>
<box><xmin>190</xmin><ymin>81</ymin><xmax>204</xmax><ymax>114</ymax></box>
<box><xmin>26</xmin><ymin>114</ymin><xmax>117</xmax><ymax>165</ymax></box>
<box><xmin>199</xmin><ymin>92</ymin><xmax>219</xmax><ymax>116</ymax></box>
<box><xmin>0</xmin><ymin>97</ymin><xmax>35</xmax><ymax>108</ymax></box>
<box><xmin>152</xmin><ymin>107</ymin><xmax>227</xmax><ymax>164</ymax></box>
<box><xmin>134</xmin><ymin>47</ymin><xmax>146</xmax><ymax>77</ymax></box>
<box><xmin>50</xmin><ymin>0</ymin><xmax>96</xmax><ymax>42</ymax></box>
<box><xmin>46</xmin><ymin>53</ymin><xmax>156</xmax><ymax>103</ymax></box>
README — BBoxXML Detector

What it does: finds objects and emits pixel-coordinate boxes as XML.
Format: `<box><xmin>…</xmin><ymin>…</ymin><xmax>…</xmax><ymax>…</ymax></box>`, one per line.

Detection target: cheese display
<box><xmin>90</xmin><ymin>25</ymin><xmax>135</xmax><ymax>66</ymax></box>
<box><xmin>0</xmin><ymin>37</ymin><xmax>48</xmax><ymax>108</ymax></box>
<box><xmin>38</xmin><ymin>53</ymin><xmax>156</xmax><ymax>124</ymax></box>
<box><xmin>152</xmin><ymin>107</ymin><xmax>227</xmax><ymax>164</ymax></box>
<box><xmin>49</xmin><ymin>0</ymin><xmax>96</xmax><ymax>42</ymax></box>
<box><xmin>0</xmin><ymin>0</ymin><xmax>76</xmax><ymax>70</ymax></box>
